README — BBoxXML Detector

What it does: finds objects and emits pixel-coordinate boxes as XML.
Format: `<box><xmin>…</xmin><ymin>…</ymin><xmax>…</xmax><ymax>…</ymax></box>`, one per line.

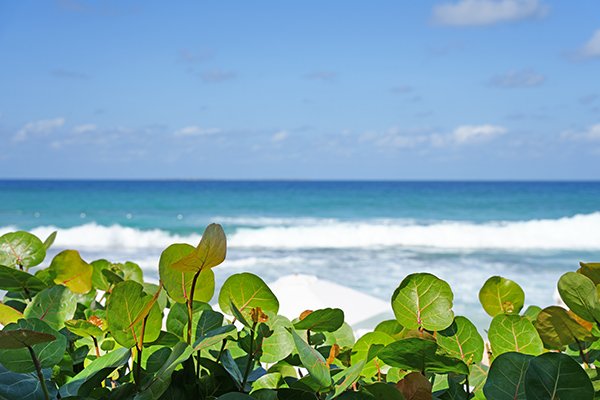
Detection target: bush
<box><xmin>0</xmin><ymin>224</ymin><xmax>598</xmax><ymax>399</ymax></box>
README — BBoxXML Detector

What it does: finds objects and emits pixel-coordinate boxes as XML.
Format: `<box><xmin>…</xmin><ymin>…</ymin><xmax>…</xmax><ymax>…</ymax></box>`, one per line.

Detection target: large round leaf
<box><xmin>106</xmin><ymin>281</ymin><xmax>162</xmax><ymax>348</ymax></box>
<box><xmin>218</xmin><ymin>273</ymin><xmax>279</xmax><ymax>319</ymax></box>
<box><xmin>0</xmin><ymin>232</ymin><xmax>45</xmax><ymax>270</ymax></box>
<box><xmin>478</xmin><ymin>276</ymin><xmax>525</xmax><ymax>317</ymax></box>
<box><xmin>378</xmin><ymin>337</ymin><xmax>468</xmax><ymax>375</ymax></box>
<box><xmin>159</xmin><ymin>243</ymin><xmax>215</xmax><ymax>304</ymax></box>
<box><xmin>0</xmin><ymin>329</ymin><xmax>55</xmax><ymax>349</ymax></box>
<box><xmin>0</xmin><ymin>364</ymin><xmax>57</xmax><ymax>400</ymax></box>
<box><xmin>534</xmin><ymin>306</ymin><xmax>596</xmax><ymax>350</ymax></box>
<box><xmin>0</xmin><ymin>318</ymin><xmax>67</xmax><ymax>373</ymax></box>
<box><xmin>437</xmin><ymin>316</ymin><xmax>484</xmax><ymax>364</ymax></box>
<box><xmin>170</xmin><ymin>223</ymin><xmax>226</xmax><ymax>273</ymax></box>
<box><xmin>483</xmin><ymin>352</ymin><xmax>532</xmax><ymax>400</ymax></box>
<box><xmin>391</xmin><ymin>273</ymin><xmax>454</xmax><ymax>331</ymax></box>
<box><xmin>577</xmin><ymin>262</ymin><xmax>600</xmax><ymax>285</ymax></box>
<box><xmin>49</xmin><ymin>250</ymin><xmax>93</xmax><ymax>294</ymax></box>
<box><xmin>0</xmin><ymin>265</ymin><xmax>47</xmax><ymax>295</ymax></box>
<box><xmin>64</xmin><ymin>319</ymin><xmax>104</xmax><ymax>339</ymax></box>
<box><xmin>350</xmin><ymin>331</ymin><xmax>395</xmax><ymax>379</ymax></box>
<box><xmin>557</xmin><ymin>272</ymin><xmax>600</xmax><ymax>323</ymax></box>
<box><xmin>488</xmin><ymin>314</ymin><xmax>543</xmax><ymax>357</ymax></box>
<box><xmin>261</xmin><ymin>314</ymin><xmax>294</xmax><ymax>364</ymax></box>
<box><xmin>525</xmin><ymin>352</ymin><xmax>594</xmax><ymax>400</ymax></box>
<box><xmin>23</xmin><ymin>285</ymin><xmax>77</xmax><ymax>330</ymax></box>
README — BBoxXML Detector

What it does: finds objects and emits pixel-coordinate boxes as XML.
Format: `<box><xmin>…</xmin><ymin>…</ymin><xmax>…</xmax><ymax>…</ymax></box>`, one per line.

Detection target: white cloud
<box><xmin>363</xmin><ymin>124</ymin><xmax>506</xmax><ymax>149</ymax></box>
<box><xmin>432</xmin><ymin>0</ymin><xmax>548</xmax><ymax>26</ymax></box>
<box><xmin>73</xmin><ymin>124</ymin><xmax>97</xmax><ymax>134</ymax></box>
<box><xmin>271</xmin><ymin>130</ymin><xmax>288</xmax><ymax>142</ymax></box>
<box><xmin>579</xmin><ymin>30</ymin><xmax>600</xmax><ymax>59</ymax></box>
<box><xmin>13</xmin><ymin>117</ymin><xmax>65</xmax><ymax>142</ymax></box>
<box><xmin>451</xmin><ymin>124</ymin><xmax>507</xmax><ymax>143</ymax></box>
<box><xmin>490</xmin><ymin>69</ymin><xmax>545</xmax><ymax>88</ymax></box>
<box><xmin>561</xmin><ymin>124</ymin><xmax>600</xmax><ymax>141</ymax></box>
<box><xmin>174</xmin><ymin>126</ymin><xmax>221</xmax><ymax>137</ymax></box>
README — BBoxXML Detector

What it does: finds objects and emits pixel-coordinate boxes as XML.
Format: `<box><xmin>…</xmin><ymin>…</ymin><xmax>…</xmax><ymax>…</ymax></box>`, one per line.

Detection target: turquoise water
<box><xmin>1</xmin><ymin>180</ymin><xmax>599</xmax><ymax>326</ymax></box>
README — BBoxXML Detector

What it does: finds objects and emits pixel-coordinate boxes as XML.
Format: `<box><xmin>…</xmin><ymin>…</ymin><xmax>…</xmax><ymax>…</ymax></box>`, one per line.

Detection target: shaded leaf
<box><xmin>293</xmin><ymin>308</ymin><xmax>344</xmax><ymax>332</ymax></box>
<box><xmin>290</xmin><ymin>328</ymin><xmax>331</xmax><ymax>388</ymax></box>
<box><xmin>557</xmin><ymin>272</ymin><xmax>600</xmax><ymax>323</ymax></box>
<box><xmin>0</xmin><ymin>329</ymin><xmax>55</xmax><ymax>349</ymax></box>
<box><xmin>0</xmin><ymin>318</ymin><xmax>67</xmax><ymax>373</ymax></box>
<box><xmin>378</xmin><ymin>337</ymin><xmax>468</xmax><ymax>375</ymax></box>
<box><xmin>59</xmin><ymin>347</ymin><xmax>130</xmax><ymax>397</ymax></box>
<box><xmin>0</xmin><ymin>364</ymin><xmax>57</xmax><ymax>400</ymax></box>
<box><xmin>483</xmin><ymin>352</ymin><xmax>532</xmax><ymax>400</ymax></box>
<box><xmin>534</xmin><ymin>306</ymin><xmax>596</xmax><ymax>349</ymax></box>
<box><xmin>395</xmin><ymin>372</ymin><xmax>432</xmax><ymax>400</ymax></box>
<box><xmin>0</xmin><ymin>265</ymin><xmax>47</xmax><ymax>294</ymax></box>
<box><xmin>23</xmin><ymin>285</ymin><xmax>77</xmax><ymax>330</ymax></box>
<box><xmin>525</xmin><ymin>352</ymin><xmax>593</xmax><ymax>400</ymax></box>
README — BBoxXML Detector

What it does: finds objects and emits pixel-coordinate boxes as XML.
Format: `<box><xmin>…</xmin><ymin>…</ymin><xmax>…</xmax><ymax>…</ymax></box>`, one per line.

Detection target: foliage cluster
<box><xmin>0</xmin><ymin>224</ymin><xmax>599</xmax><ymax>399</ymax></box>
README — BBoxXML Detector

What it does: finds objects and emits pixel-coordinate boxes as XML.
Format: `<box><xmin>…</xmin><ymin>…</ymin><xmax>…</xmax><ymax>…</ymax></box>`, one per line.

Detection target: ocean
<box><xmin>1</xmin><ymin>180</ymin><xmax>599</xmax><ymax>327</ymax></box>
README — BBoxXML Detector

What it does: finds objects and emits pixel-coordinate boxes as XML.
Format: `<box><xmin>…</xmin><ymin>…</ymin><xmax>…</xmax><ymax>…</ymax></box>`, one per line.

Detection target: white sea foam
<box><xmin>1</xmin><ymin>212</ymin><xmax>599</xmax><ymax>251</ymax></box>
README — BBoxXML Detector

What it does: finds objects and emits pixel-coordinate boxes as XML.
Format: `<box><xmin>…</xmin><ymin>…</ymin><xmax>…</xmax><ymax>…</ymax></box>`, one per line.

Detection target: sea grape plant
<box><xmin>0</xmin><ymin>225</ymin><xmax>599</xmax><ymax>399</ymax></box>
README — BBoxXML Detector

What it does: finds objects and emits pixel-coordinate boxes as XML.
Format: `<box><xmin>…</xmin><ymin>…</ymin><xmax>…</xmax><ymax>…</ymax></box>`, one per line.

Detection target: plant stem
<box><xmin>465</xmin><ymin>374</ymin><xmax>470</xmax><ymax>398</ymax></box>
<box><xmin>92</xmin><ymin>336</ymin><xmax>101</xmax><ymax>357</ymax></box>
<box><xmin>241</xmin><ymin>321</ymin><xmax>257</xmax><ymax>391</ymax></box>
<box><xmin>306</xmin><ymin>329</ymin><xmax>311</xmax><ymax>345</ymax></box>
<box><xmin>27</xmin><ymin>346</ymin><xmax>50</xmax><ymax>400</ymax></box>
<box><xmin>575</xmin><ymin>338</ymin><xmax>590</xmax><ymax>368</ymax></box>
<box><xmin>216</xmin><ymin>338</ymin><xmax>228</xmax><ymax>362</ymax></box>
<box><xmin>186</xmin><ymin>269</ymin><xmax>203</xmax><ymax>345</ymax></box>
<box><xmin>135</xmin><ymin>315</ymin><xmax>149</xmax><ymax>391</ymax></box>
<box><xmin>196</xmin><ymin>350</ymin><xmax>201</xmax><ymax>377</ymax></box>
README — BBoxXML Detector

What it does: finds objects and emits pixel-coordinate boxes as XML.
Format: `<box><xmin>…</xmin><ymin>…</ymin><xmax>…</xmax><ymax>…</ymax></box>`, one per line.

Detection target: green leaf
<box><xmin>193</xmin><ymin>324</ymin><xmax>236</xmax><ymax>352</ymax></box>
<box><xmin>49</xmin><ymin>250</ymin><xmax>93</xmax><ymax>294</ymax></box>
<box><xmin>0</xmin><ymin>231</ymin><xmax>45</xmax><ymax>270</ymax></box>
<box><xmin>252</xmin><ymin>372</ymin><xmax>283</xmax><ymax>391</ymax></box>
<box><xmin>0</xmin><ymin>265</ymin><xmax>47</xmax><ymax>294</ymax></box>
<box><xmin>437</xmin><ymin>316</ymin><xmax>484</xmax><ymax>364</ymax></box>
<box><xmin>534</xmin><ymin>306</ymin><xmax>596</xmax><ymax>350</ymax></box>
<box><xmin>324</xmin><ymin>322</ymin><xmax>355</xmax><ymax>348</ymax></box>
<box><xmin>331</xmin><ymin>360</ymin><xmax>367</xmax><ymax>398</ymax></box>
<box><xmin>0</xmin><ymin>364</ymin><xmax>57</xmax><ymax>400</ymax></box>
<box><xmin>59</xmin><ymin>347</ymin><xmax>130</xmax><ymax>397</ymax></box>
<box><xmin>378</xmin><ymin>337</ymin><xmax>468</xmax><ymax>375</ymax></box>
<box><xmin>166</xmin><ymin>301</ymin><xmax>212</xmax><ymax>341</ymax></box>
<box><xmin>218</xmin><ymin>272</ymin><xmax>279</xmax><ymax>319</ymax></box>
<box><xmin>106</xmin><ymin>280</ymin><xmax>162</xmax><ymax>348</ymax></box>
<box><xmin>42</xmin><ymin>231</ymin><xmax>56</xmax><ymax>251</ymax></box>
<box><xmin>293</xmin><ymin>308</ymin><xmax>344</xmax><ymax>332</ymax></box>
<box><xmin>216</xmin><ymin>394</ymin><xmax>255</xmax><ymax>400</ymax></box>
<box><xmin>290</xmin><ymin>328</ymin><xmax>331</xmax><ymax>388</ymax></box>
<box><xmin>478</xmin><ymin>276</ymin><xmax>525</xmax><ymax>317</ymax></box>
<box><xmin>0</xmin><ymin>302</ymin><xmax>23</xmax><ymax>325</ymax></box>
<box><xmin>261</xmin><ymin>314</ymin><xmax>294</xmax><ymax>364</ymax></box>
<box><xmin>488</xmin><ymin>314</ymin><xmax>543</xmax><ymax>357</ymax></box>
<box><xmin>90</xmin><ymin>259</ymin><xmax>111</xmax><ymax>291</ymax></box>
<box><xmin>374</xmin><ymin>320</ymin><xmax>405</xmax><ymax>340</ymax></box>
<box><xmin>135</xmin><ymin>341</ymin><xmax>194</xmax><ymax>400</ymax></box>
<box><xmin>64</xmin><ymin>319</ymin><xmax>104</xmax><ymax>338</ymax></box>
<box><xmin>171</xmin><ymin>223</ymin><xmax>227</xmax><ymax>273</ymax></box>
<box><xmin>577</xmin><ymin>261</ymin><xmax>600</xmax><ymax>285</ymax></box>
<box><xmin>483</xmin><ymin>352</ymin><xmax>532</xmax><ymax>400</ymax></box>
<box><xmin>391</xmin><ymin>273</ymin><xmax>454</xmax><ymax>331</ymax></box>
<box><xmin>0</xmin><ymin>329</ymin><xmax>55</xmax><ymax>349</ymax></box>
<box><xmin>525</xmin><ymin>352</ymin><xmax>594</xmax><ymax>400</ymax></box>
<box><xmin>23</xmin><ymin>285</ymin><xmax>77</xmax><ymax>330</ymax></box>
<box><xmin>350</xmin><ymin>331</ymin><xmax>395</xmax><ymax>379</ymax></box>
<box><xmin>159</xmin><ymin>243</ymin><xmax>215</xmax><ymax>303</ymax></box>
<box><xmin>557</xmin><ymin>272</ymin><xmax>600</xmax><ymax>323</ymax></box>
<box><xmin>362</xmin><ymin>382</ymin><xmax>405</xmax><ymax>399</ymax></box>
<box><xmin>0</xmin><ymin>318</ymin><xmax>67</xmax><ymax>373</ymax></box>
<box><xmin>523</xmin><ymin>305</ymin><xmax>542</xmax><ymax>323</ymax></box>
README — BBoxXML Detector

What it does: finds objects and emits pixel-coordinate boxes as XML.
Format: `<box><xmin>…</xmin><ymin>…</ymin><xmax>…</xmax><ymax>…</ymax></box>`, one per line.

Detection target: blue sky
<box><xmin>1</xmin><ymin>0</ymin><xmax>599</xmax><ymax>179</ymax></box>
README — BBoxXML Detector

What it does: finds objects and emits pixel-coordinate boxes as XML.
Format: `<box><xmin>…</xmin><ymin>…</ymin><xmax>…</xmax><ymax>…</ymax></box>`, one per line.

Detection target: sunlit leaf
<box><xmin>289</xmin><ymin>328</ymin><xmax>331</xmax><ymax>388</ymax></box>
<box><xmin>391</xmin><ymin>273</ymin><xmax>454</xmax><ymax>331</ymax></box>
<box><xmin>557</xmin><ymin>272</ymin><xmax>600</xmax><ymax>323</ymax></box>
<box><xmin>0</xmin><ymin>231</ymin><xmax>45</xmax><ymax>270</ymax></box>
<box><xmin>478</xmin><ymin>276</ymin><xmax>525</xmax><ymax>317</ymax></box>
<box><xmin>49</xmin><ymin>250</ymin><xmax>93</xmax><ymax>294</ymax></box>
<box><xmin>23</xmin><ymin>285</ymin><xmax>77</xmax><ymax>330</ymax></box>
<box><xmin>437</xmin><ymin>316</ymin><xmax>484</xmax><ymax>365</ymax></box>
<box><xmin>293</xmin><ymin>308</ymin><xmax>344</xmax><ymax>332</ymax></box>
<box><xmin>488</xmin><ymin>314</ymin><xmax>543</xmax><ymax>357</ymax></box>
<box><xmin>218</xmin><ymin>272</ymin><xmax>279</xmax><ymax>319</ymax></box>
<box><xmin>171</xmin><ymin>223</ymin><xmax>226</xmax><ymax>273</ymax></box>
